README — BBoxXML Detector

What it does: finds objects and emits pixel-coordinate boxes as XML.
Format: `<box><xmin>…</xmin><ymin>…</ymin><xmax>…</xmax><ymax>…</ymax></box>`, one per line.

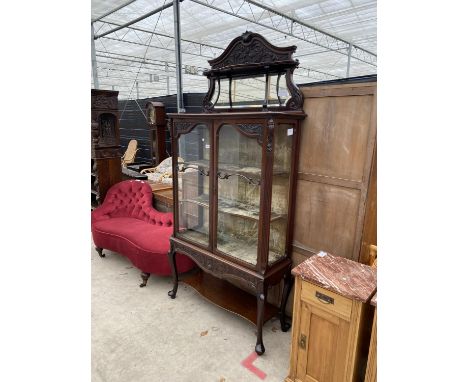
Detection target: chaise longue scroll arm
<box><xmin>91</xmin><ymin>203</ymin><xmax>117</xmax><ymax>225</ymax></box>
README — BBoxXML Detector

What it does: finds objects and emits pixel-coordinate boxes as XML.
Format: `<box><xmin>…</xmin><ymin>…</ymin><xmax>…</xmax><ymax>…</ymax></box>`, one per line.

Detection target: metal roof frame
<box><xmin>91</xmin><ymin>0</ymin><xmax>377</xmax><ymax>100</ymax></box>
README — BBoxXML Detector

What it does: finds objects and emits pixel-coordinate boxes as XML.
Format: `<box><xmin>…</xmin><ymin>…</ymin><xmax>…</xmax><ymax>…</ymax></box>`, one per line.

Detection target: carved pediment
<box><xmin>208</xmin><ymin>31</ymin><xmax>297</xmax><ymax>71</ymax></box>
<box><xmin>91</xmin><ymin>89</ymin><xmax>119</xmax><ymax>110</ymax></box>
<box><xmin>202</xmin><ymin>31</ymin><xmax>303</xmax><ymax>112</ymax></box>
<box><xmin>92</xmin><ymin>94</ymin><xmax>118</xmax><ymax>110</ymax></box>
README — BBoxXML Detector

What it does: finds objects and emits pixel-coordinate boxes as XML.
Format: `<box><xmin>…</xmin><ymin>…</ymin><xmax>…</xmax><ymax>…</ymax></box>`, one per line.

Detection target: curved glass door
<box><xmin>177</xmin><ymin>123</ymin><xmax>210</xmax><ymax>247</ymax></box>
<box><xmin>269</xmin><ymin>123</ymin><xmax>294</xmax><ymax>264</ymax></box>
<box><xmin>216</xmin><ymin>124</ymin><xmax>262</xmax><ymax>266</ymax></box>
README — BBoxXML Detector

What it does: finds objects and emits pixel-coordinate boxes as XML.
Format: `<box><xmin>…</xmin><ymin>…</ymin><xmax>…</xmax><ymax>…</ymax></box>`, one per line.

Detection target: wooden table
<box><xmin>147</xmin><ymin>181</ymin><xmax>173</xmax><ymax>212</ymax></box>
<box><xmin>121</xmin><ymin>166</ymin><xmax>148</xmax><ymax>180</ymax></box>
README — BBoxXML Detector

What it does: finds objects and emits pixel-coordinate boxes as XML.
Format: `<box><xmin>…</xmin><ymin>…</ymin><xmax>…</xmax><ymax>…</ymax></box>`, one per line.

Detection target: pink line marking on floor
<box><xmin>241</xmin><ymin>351</ymin><xmax>267</xmax><ymax>380</ymax></box>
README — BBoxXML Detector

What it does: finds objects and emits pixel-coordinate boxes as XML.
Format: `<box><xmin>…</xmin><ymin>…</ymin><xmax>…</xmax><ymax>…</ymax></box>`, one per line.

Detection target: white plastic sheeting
<box><xmin>91</xmin><ymin>0</ymin><xmax>376</xmax><ymax>99</ymax></box>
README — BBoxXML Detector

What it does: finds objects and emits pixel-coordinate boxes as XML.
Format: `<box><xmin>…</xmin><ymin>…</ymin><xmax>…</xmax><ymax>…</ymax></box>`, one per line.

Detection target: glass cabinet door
<box><xmin>216</xmin><ymin>124</ymin><xmax>262</xmax><ymax>265</ymax></box>
<box><xmin>269</xmin><ymin>123</ymin><xmax>294</xmax><ymax>264</ymax></box>
<box><xmin>176</xmin><ymin>123</ymin><xmax>210</xmax><ymax>247</ymax></box>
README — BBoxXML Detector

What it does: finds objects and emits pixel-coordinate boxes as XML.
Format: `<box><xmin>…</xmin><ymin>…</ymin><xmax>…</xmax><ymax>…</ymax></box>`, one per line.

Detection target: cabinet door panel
<box><xmin>297</xmin><ymin>301</ymin><xmax>350</xmax><ymax>382</ymax></box>
<box><xmin>269</xmin><ymin>123</ymin><xmax>294</xmax><ymax>264</ymax></box>
<box><xmin>176</xmin><ymin>123</ymin><xmax>210</xmax><ymax>247</ymax></box>
<box><xmin>216</xmin><ymin>124</ymin><xmax>262</xmax><ymax>266</ymax></box>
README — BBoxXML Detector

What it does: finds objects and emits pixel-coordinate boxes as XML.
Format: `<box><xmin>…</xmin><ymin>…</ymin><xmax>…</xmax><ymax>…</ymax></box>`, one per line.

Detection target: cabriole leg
<box><xmin>255</xmin><ymin>283</ymin><xmax>268</xmax><ymax>355</ymax></box>
<box><xmin>279</xmin><ymin>271</ymin><xmax>293</xmax><ymax>332</ymax></box>
<box><xmin>139</xmin><ymin>272</ymin><xmax>150</xmax><ymax>288</ymax></box>
<box><xmin>167</xmin><ymin>245</ymin><xmax>178</xmax><ymax>299</ymax></box>
<box><xmin>96</xmin><ymin>247</ymin><xmax>105</xmax><ymax>258</ymax></box>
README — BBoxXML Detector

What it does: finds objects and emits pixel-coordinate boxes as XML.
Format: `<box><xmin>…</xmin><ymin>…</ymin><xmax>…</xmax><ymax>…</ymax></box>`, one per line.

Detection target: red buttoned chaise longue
<box><xmin>91</xmin><ymin>180</ymin><xmax>195</xmax><ymax>287</ymax></box>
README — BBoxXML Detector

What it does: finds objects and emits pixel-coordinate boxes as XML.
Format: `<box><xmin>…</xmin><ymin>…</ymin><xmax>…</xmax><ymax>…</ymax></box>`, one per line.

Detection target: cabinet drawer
<box><xmin>301</xmin><ymin>281</ymin><xmax>352</xmax><ymax>320</ymax></box>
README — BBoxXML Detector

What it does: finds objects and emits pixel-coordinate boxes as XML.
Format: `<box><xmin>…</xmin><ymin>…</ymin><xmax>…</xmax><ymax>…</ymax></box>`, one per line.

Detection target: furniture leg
<box><xmin>139</xmin><ymin>272</ymin><xmax>150</xmax><ymax>288</ymax></box>
<box><xmin>255</xmin><ymin>283</ymin><xmax>268</xmax><ymax>355</ymax></box>
<box><xmin>96</xmin><ymin>247</ymin><xmax>105</xmax><ymax>258</ymax></box>
<box><xmin>280</xmin><ymin>270</ymin><xmax>293</xmax><ymax>332</ymax></box>
<box><xmin>167</xmin><ymin>245</ymin><xmax>179</xmax><ymax>299</ymax></box>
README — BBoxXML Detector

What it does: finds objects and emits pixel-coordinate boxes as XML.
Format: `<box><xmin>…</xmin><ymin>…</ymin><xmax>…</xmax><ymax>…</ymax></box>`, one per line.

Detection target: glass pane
<box><xmin>216</xmin><ymin>124</ymin><xmax>262</xmax><ymax>265</ymax></box>
<box><xmin>277</xmin><ymin>74</ymin><xmax>291</xmax><ymax>106</ymax></box>
<box><xmin>231</xmin><ymin>76</ymin><xmax>266</xmax><ymax>109</ymax></box>
<box><xmin>269</xmin><ymin>123</ymin><xmax>294</xmax><ymax>264</ymax></box>
<box><xmin>177</xmin><ymin>124</ymin><xmax>210</xmax><ymax>246</ymax></box>
<box><xmin>267</xmin><ymin>74</ymin><xmax>280</xmax><ymax>107</ymax></box>
<box><xmin>210</xmin><ymin>74</ymin><xmax>290</xmax><ymax>109</ymax></box>
<box><xmin>213</xmin><ymin>79</ymin><xmax>230</xmax><ymax>109</ymax></box>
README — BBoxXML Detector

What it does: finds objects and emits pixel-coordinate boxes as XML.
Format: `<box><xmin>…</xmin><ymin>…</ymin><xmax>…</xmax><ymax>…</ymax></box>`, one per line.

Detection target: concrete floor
<box><xmin>92</xmin><ymin>246</ymin><xmax>292</xmax><ymax>382</ymax></box>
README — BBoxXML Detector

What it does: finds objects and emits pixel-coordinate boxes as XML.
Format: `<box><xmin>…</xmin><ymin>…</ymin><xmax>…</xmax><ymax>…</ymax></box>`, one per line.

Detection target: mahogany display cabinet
<box><xmin>167</xmin><ymin>31</ymin><xmax>306</xmax><ymax>354</ymax></box>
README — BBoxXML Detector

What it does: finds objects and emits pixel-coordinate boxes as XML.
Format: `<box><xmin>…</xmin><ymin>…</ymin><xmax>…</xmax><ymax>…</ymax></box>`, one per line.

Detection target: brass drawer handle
<box><xmin>315</xmin><ymin>291</ymin><xmax>334</xmax><ymax>305</ymax></box>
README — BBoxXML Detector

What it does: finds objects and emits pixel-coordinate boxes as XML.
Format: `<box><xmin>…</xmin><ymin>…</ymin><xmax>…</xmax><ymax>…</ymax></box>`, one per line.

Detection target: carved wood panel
<box><xmin>208</xmin><ymin>31</ymin><xmax>295</xmax><ymax>70</ymax></box>
<box><xmin>174</xmin><ymin>121</ymin><xmax>197</xmax><ymax>136</ymax></box>
<box><xmin>98</xmin><ymin>113</ymin><xmax>119</xmax><ymax>147</ymax></box>
<box><xmin>173</xmin><ymin>240</ymin><xmax>259</xmax><ymax>290</ymax></box>
<box><xmin>91</xmin><ymin>93</ymin><xmax>118</xmax><ymax>109</ymax></box>
<box><xmin>211</xmin><ymin>38</ymin><xmax>289</xmax><ymax>68</ymax></box>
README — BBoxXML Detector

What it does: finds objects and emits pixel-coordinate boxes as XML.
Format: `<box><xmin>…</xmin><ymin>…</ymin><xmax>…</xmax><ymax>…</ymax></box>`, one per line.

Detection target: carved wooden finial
<box><xmin>241</xmin><ymin>30</ymin><xmax>254</xmax><ymax>42</ymax></box>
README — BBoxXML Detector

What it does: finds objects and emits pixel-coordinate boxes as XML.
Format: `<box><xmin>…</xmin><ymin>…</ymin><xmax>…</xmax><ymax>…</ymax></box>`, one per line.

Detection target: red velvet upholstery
<box><xmin>91</xmin><ymin>180</ymin><xmax>195</xmax><ymax>276</ymax></box>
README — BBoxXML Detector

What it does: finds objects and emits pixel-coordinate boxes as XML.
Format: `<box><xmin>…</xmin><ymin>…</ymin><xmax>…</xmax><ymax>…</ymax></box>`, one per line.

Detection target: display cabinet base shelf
<box><xmin>182</xmin><ymin>270</ymin><xmax>278</xmax><ymax>325</ymax></box>
<box><xmin>169</xmin><ymin>236</ymin><xmax>294</xmax><ymax>355</ymax></box>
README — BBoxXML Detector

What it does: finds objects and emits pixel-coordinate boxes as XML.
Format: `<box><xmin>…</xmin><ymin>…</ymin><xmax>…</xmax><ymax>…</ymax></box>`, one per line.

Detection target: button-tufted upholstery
<box><xmin>92</xmin><ymin>180</ymin><xmax>195</xmax><ymax>277</ymax></box>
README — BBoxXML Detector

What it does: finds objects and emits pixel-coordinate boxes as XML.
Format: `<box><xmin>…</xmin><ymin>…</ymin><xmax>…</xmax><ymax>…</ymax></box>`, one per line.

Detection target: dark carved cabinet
<box><xmin>91</xmin><ymin>89</ymin><xmax>122</xmax><ymax>206</ymax></box>
<box><xmin>167</xmin><ymin>32</ymin><xmax>305</xmax><ymax>355</ymax></box>
<box><xmin>146</xmin><ymin>101</ymin><xmax>168</xmax><ymax>165</ymax></box>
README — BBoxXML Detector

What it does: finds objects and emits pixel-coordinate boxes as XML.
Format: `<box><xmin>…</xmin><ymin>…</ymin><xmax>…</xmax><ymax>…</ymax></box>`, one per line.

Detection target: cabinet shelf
<box><xmin>178</xmin><ymin>229</ymin><xmax>209</xmax><ymax>247</ymax></box>
<box><xmin>182</xmin><ymin>271</ymin><xmax>278</xmax><ymax>325</ymax></box>
<box><xmin>179</xmin><ymin>160</ymin><xmax>288</xmax><ymax>179</ymax></box>
<box><xmin>178</xmin><ymin>229</ymin><xmax>285</xmax><ymax>266</ymax></box>
<box><xmin>180</xmin><ymin>194</ymin><xmax>285</xmax><ymax>222</ymax></box>
<box><xmin>217</xmin><ymin>233</ymin><xmax>285</xmax><ymax>266</ymax></box>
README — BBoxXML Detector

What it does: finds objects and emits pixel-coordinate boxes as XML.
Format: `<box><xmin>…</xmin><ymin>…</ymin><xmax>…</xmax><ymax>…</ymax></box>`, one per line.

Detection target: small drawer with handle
<box><xmin>301</xmin><ymin>281</ymin><xmax>352</xmax><ymax>320</ymax></box>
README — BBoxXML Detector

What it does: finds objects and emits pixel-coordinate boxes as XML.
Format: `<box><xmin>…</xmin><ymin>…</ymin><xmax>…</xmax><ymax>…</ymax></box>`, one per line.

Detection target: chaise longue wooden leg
<box><xmin>140</xmin><ymin>272</ymin><xmax>150</xmax><ymax>287</ymax></box>
<box><xmin>96</xmin><ymin>247</ymin><xmax>105</xmax><ymax>258</ymax></box>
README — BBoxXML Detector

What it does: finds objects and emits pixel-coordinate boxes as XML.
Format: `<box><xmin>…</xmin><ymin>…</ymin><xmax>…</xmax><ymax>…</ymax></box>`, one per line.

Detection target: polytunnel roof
<box><xmin>91</xmin><ymin>0</ymin><xmax>376</xmax><ymax>100</ymax></box>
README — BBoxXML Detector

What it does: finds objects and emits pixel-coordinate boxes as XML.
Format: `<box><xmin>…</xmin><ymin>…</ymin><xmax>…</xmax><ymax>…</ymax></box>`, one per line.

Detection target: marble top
<box><xmin>292</xmin><ymin>252</ymin><xmax>377</xmax><ymax>303</ymax></box>
<box><xmin>371</xmin><ymin>292</ymin><xmax>377</xmax><ymax>307</ymax></box>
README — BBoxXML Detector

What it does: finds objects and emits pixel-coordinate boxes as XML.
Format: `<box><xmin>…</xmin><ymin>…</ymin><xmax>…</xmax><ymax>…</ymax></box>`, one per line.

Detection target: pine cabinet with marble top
<box><xmin>286</xmin><ymin>252</ymin><xmax>376</xmax><ymax>382</ymax></box>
